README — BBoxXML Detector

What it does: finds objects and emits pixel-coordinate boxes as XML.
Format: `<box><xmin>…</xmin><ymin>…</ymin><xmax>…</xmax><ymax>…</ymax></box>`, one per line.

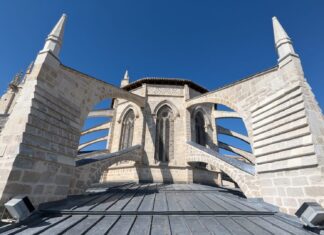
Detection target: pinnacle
<box><xmin>124</xmin><ymin>70</ymin><xmax>129</xmax><ymax>80</ymax></box>
<box><xmin>272</xmin><ymin>16</ymin><xmax>290</xmax><ymax>45</ymax></box>
<box><xmin>42</xmin><ymin>14</ymin><xmax>67</xmax><ymax>57</ymax></box>
<box><xmin>272</xmin><ymin>16</ymin><xmax>296</xmax><ymax>60</ymax></box>
<box><xmin>48</xmin><ymin>14</ymin><xmax>67</xmax><ymax>43</ymax></box>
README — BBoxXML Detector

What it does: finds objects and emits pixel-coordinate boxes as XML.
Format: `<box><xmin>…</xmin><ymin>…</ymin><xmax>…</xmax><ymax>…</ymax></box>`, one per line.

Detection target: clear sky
<box><xmin>0</xmin><ymin>1</ymin><xmax>323</xmax><ymax>152</ymax></box>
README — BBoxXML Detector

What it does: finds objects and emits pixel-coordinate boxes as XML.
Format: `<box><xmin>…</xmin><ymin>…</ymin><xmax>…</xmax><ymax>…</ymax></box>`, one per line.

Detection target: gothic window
<box><xmin>119</xmin><ymin>109</ymin><xmax>135</xmax><ymax>150</ymax></box>
<box><xmin>155</xmin><ymin>105</ymin><xmax>174</xmax><ymax>162</ymax></box>
<box><xmin>195</xmin><ymin>111</ymin><xmax>206</xmax><ymax>146</ymax></box>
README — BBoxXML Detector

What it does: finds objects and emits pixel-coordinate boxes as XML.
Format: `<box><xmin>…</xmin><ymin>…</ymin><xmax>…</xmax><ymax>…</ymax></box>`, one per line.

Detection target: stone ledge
<box><xmin>251</xmin><ymin>82</ymin><xmax>301</xmax><ymax>113</ymax></box>
<box><xmin>257</xmin><ymin>155</ymin><xmax>318</xmax><ymax>173</ymax></box>
<box><xmin>252</xmin><ymin>100</ymin><xmax>305</xmax><ymax>130</ymax></box>
<box><xmin>76</xmin><ymin>145</ymin><xmax>142</xmax><ymax>167</ymax></box>
<box><xmin>186</xmin><ymin>141</ymin><xmax>255</xmax><ymax>175</ymax></box>
<box><xmin>254</xmin><ymin>126</ymin><xmax>311</xmax><ymax>149</ymax></box>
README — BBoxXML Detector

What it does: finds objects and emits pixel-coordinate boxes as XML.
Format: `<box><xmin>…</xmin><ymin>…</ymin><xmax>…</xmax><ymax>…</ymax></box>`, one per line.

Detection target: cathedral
<box><xmin>0</xmin><ymin>14</ymin><xmax>324</xmax><ymax>233</ymax></box>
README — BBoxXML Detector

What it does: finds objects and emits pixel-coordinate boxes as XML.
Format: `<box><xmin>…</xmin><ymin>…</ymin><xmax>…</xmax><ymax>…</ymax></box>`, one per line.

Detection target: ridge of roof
<box><xmin>123</xmin><ymin>77</ymin><xmax>209</xmax><ymax>93</ymax></box>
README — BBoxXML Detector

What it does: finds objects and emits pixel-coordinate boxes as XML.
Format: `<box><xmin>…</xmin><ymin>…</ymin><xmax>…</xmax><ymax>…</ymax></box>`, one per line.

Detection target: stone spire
<box><xmin>120</xmin><ymin>70</ymin><xmax>130</xmax><ymax>87</ymax></box>
<box><xmin>272</xmin><ymin>16</ymin><xmax>298</xmax><ymax>61</ymax></box>
<box><xmin>42</xmin><ymin>14</ymin><xmax>67</xmax><ymax>57</ymax></box>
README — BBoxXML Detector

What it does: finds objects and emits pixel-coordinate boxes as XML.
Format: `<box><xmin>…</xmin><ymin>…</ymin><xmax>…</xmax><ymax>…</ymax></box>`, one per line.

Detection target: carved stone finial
<box><xmin>42</xmin><ymin>14</ymin><xmax>67</xmax><ymax>57</ymax></box>
<box><xmin>121</xmin><ymin>70</ymin><xmax>130</xmax><ymax>87</ymax></box>
<box><xmin>272</xmin><ymin>16</ymin><xmax>298</xmax><ymax>61</ymax></box>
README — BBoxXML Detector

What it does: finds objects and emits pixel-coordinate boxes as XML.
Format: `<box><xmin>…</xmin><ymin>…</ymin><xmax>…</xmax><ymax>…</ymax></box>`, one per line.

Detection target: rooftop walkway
<box><xmin>0</xmin><ymin>183</ymin><xmax>315</xmax><ymax>234</ymax></box>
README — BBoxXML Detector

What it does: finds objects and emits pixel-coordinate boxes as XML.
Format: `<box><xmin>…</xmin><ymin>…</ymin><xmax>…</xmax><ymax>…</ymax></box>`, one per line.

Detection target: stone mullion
<box><xmin>128</xmin><ymin>120</ymin><xmax>134</xmax><ymax>147</ymax></box>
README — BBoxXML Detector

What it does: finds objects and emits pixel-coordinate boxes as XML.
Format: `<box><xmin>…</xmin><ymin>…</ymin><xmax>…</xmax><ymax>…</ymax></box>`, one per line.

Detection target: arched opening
<box><xmin>216</xmin><ymin>104</ymin><xmax>252</xmax><ymax>162</ymax></box>
<box><xmin>76</xmin><ymin>81</ymin><xmax>145</xmax><ymax>156</ymax></box>
<box><xmin>155</xmin><ymin>105</ymin><xmax>174</xmax><ymax>162</ymax></box>
<box><xmin>78</xmin><ymin>99</ymin><xmax>112</xmax><ymax>154</ymax></box>
<box><xmin>214</xmin><ymin>104</ymin><xmax>253</xmax><ymax>189</ymax></box>
<box><xmin>194</xmin><ymin>111</ymin><xmax>206</xmax><ymax>146</ymax></box>
<box><xmin>119</xmin><ymin>109</ymin><xmax>135</xmax><ymax>150</ymax></box>
<box><xmin>186</xmin><ymin>101</ymin><xmax>254</xmax><ymax>191</ymax></box>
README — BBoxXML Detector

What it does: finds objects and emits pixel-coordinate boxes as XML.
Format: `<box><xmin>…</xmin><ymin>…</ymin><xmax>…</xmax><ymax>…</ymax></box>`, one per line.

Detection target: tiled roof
<box><xmin>0</xmin><ymin>183</ymin><xmax>315</xmax><ymax>234</ymax></box>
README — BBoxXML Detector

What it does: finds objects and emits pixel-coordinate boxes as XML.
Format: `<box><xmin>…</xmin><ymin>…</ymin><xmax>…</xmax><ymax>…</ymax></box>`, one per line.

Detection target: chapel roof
<box><xmin>123</xmin><ymin>77</ymin><xmax>209</xmax><ymax>94</ymax></box>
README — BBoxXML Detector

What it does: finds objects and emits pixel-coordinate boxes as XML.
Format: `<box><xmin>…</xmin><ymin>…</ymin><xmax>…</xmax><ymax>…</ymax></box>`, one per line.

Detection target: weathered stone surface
<box><xmin>273</xmin><ymin>178</ymin><xmax>291</xmax><ymax>186</ymax></box>
<box><xmin>22</xmin><ymin>171</ymin><xmax>41</xmax><ymax>183</ymax></box>
<box><xmin>291</xmin><ymin>176</ymin><xmax>309</xmax><ymax>186</ymax></box>
<box><xmin>304</xmin><ymin>186</ymin><xmax>324</xmax><ymax>197</ymax></box>
<box><xmin>286</xmin><ymin>187</ymin><xmax>304</xmax><ymax>197</ymax></box>
<box><xmin>55</xmin><ymin>186</ymin><xmax>69</xmax><ymax>195</ymax></box>
<box><xmin>33</xmin><ymin>185</ymin><xmax>44</xmax><ymax>194</ymax></box>
<box><xmin>0</xmin><ymin>15</ymin><xmax>323</xmax><ymax>217</ymax></box>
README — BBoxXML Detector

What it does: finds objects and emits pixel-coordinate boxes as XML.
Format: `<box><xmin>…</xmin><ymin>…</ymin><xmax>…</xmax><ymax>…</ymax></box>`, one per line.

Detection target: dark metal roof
<box><xmin>123</xmin><ymin>77</ymin><xmax>209</xmax><ymax>94</ymax></box>
<box><xmin>0</xmin><ymin>183</ymin><xmax>315</xmax><ymax>234</ymax></box>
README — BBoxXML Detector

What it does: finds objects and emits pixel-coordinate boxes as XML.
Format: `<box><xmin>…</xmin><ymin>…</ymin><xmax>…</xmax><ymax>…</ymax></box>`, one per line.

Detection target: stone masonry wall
<box><xmin>0</xmin><ymin>115</ymin><xmax>8</xmax><ymax>135</ymax></box>
<box><xmin>186</xmin><ymin>55</ymin><xmax>324</xmax><ymax>214</ymax></box>
<box><xmin>0</xmin><ymin>50</ymin><xmax>145</xmax><ymax>207</ymax></box>
<box><xmin>69</xmin><ymin>145</ymin><xmax>142</xmax><ymax>194</ymax></box>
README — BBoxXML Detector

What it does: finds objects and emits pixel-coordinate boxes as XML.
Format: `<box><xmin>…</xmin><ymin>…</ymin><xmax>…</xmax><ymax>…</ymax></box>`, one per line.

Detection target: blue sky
<box><xmin>0</xmin><ymin>1</ymin><xmax>323</xmax><ymax>152</ymax></box>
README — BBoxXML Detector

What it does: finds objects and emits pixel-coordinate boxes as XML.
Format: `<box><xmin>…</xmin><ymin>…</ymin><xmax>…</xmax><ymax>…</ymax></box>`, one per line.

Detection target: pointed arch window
<box><xmin>155</xmin><ymin>105</ymin><xmax>174</xmax><ymax>162</ymax></box>
<box><xmin>195</xmin><ymin>111</ymin><xmax>206</xmax><ymax>146</ymax></box>
<box><xmin>119</xmin><ymin>109</ymin><xmax>135</xmax><ymax>150</ymax></box>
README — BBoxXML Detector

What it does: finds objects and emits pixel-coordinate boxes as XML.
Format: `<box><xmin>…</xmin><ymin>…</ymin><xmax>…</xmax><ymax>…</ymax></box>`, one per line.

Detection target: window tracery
<box><xmin>155</xmin><ymin>105</ymin><xmax>174</xmax><ymax>162</ymax></box>
<box><xmin>195</xmin><ymin>111</ymin><xmax>206</xmax><ymax>146</ymax></box>
<box><xmin>119</xmin><ymin>109</ymin><xmax>135</xmax><ymax>150</ymax></box>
